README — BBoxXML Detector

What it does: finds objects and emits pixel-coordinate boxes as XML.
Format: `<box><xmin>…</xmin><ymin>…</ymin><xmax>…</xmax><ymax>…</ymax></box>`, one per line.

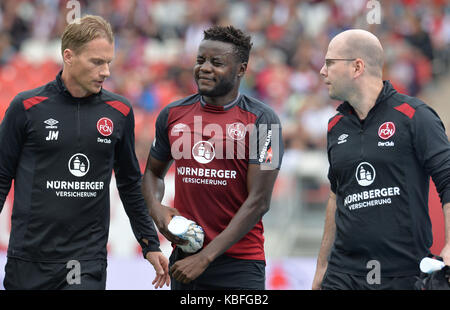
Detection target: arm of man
<box><xmin>169</xmin><ymin>164</ymin><xmax>279</xmax><ymax>284</ymax></box>
<box><xmin>312</xmin><ymin>191</ymin><xmax>336</xmax><ymax>290</ymax></box>
<box><xmin>411</xmin><ymin>104</ymin><xmax>450</xmax><ymax>265</ymax></box>
<box><xmin>141</xmin><ymin>154</ymin><xmax>187</xmax><ymax>245</ymax></box>
<box><xmin>113</xmin><ymin>106</ymin><xmax>169</xmax><ymax>288</ymax></box>
<box><xmin>140</xmin><ymin>102</ymin><xmax>188</xmax><ymax>246</ymax></box>
<box><xmin>441</xmin><ymin>203</ymin><xmax>450</xmax><ymax>265</ymax></box>
<box><xmin>0</xmin><ymin>95</ymin><xmax>27</xmax><ymax>211</ymax></box>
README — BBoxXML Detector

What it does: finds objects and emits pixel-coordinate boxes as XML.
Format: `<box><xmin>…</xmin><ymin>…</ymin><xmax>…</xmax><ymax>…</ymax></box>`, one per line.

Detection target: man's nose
<box><xmin>100</xmin><ymin>63</ymin><xmax>110</xmax><ymax>78</ymax></box>
<box><xmin>199</xmin><ymin>61</ymin><xmax>213</xmax><ymax>72</ymax></box>
<box><xmin>319</xmin><ymin>64</ymin><xmax>327</xmax><ymax>77</ymax></box>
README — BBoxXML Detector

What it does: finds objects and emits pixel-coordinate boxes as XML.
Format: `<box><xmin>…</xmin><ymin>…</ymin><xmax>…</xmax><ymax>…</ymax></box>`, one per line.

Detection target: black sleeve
<box><xmin>114</xmin><ymin>106</ymin><xmax>161</xmax><ymax>256</ymax></box>
<box><xmin>327</xmin><ymin>136</ymin><xmax>337</xmax><ymax>194</ymax></box>
<box><xmin>150</xmin><ymin>106</ymin><xmax>172</xmax><ymax>162</ymax></box>
<box><xmin>412</xmin><ymin>104</ymin><xmax>450</xmax><ymax>206</ymax></box>
<box><xmin>248</xmin><ymin>109</ymin><xmax>284</xmax><ymax>170</ymax></box>
<box><xmin>0</xmin><ymin>95</ymin><xmax>27</xmax><ymax>212</ymax></box>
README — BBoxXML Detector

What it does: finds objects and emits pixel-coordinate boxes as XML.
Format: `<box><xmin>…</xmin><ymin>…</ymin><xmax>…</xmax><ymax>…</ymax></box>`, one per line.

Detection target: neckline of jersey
<box><xmin>199</xmin><ymin>93</ymin><xmax>241</xmax><ymax>112</ymax></box>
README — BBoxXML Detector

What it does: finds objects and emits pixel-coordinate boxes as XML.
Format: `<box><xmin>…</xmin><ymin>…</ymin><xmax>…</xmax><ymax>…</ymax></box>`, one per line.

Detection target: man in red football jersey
<box><xmin>142</xmin><ymin>25</ymin><xmax>284</xmax><ymax>289</ymax></box>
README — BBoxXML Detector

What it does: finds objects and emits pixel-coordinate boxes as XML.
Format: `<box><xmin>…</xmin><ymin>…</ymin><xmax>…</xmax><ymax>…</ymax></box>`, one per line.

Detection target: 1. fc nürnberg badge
<box><xmin>227</xmin><ymin>122</ymin><xmax>246</xmax><ymax>141</ymax></box>
<box><xmin>378</xmin><ymin>122</ymin><xmax>395</xmax><ymax>140</ymax></box>
<box><xmin>97</xmin><ymin>117</ymin><xmax>113</xmax><ymax>136</ymax></box>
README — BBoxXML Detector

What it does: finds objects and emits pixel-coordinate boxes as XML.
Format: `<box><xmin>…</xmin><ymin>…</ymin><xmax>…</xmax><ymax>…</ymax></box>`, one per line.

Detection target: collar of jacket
<box><xmin>55</xmin><ymin>70</ymin><xmax>103</xmax><ymax>100</ymax></box>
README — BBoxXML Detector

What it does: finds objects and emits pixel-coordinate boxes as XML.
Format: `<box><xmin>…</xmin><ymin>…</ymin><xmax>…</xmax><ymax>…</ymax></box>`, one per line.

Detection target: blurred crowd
<box><xmin>0</xmin><ymin>0</ymin><xmax>449</xmax><ymax>164</ymax></box>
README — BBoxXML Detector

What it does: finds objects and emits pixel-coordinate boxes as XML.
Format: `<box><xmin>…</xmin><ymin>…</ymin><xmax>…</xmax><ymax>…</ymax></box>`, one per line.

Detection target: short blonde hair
<box><xmin>61</xmin><ymin>15</ymin><xmax>114</xmax><ymax>55</ymax></box>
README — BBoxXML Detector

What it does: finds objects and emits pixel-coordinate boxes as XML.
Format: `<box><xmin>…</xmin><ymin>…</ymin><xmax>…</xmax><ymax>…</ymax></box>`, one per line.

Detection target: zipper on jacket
<box><xmin>359</xmin><ymin>127</ymin><xmax>364</xmax><ymax>159</ymax></box>
<box><xmin>357</xmin><ymin>116</ymin><xmax>365</xmax><ymax>160</ymax></box>
<box><xmin>351</xmin><ymin>113</ymin><xmax>365</xmax><ymax>160</ymax></box>
<box><xmin>77</xmin><ymin>101</ymin><xmax>81</xmax><ymax>149</ymax></box>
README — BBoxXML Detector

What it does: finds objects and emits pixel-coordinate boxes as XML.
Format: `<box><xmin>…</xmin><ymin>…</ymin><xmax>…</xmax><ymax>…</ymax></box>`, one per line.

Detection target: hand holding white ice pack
<box><xmin>420</xmin><ymin>257</ymin><xmax>445</xmax><ymax>274</ymax></box>
<box><xmin>168</xmin><ymin>216</ymin><xmax>204</xmax><ymax>253</ymax></box>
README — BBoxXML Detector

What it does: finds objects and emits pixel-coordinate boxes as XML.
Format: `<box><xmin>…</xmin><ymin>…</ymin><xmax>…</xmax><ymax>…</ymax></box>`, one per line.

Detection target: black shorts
<box><xmin>321</xmin><ymin>267</ymin><xmax>419</xmax><ymax>290</ymax></box>
<box><xmin>169</xmin><ymin>247</ymin><xmax>265</xmax><ymax>290</ymax></box>
<box><xmin>3</xmin><ymin>257</ymin><xmax>107</xmax><ymax>290</ymax></box>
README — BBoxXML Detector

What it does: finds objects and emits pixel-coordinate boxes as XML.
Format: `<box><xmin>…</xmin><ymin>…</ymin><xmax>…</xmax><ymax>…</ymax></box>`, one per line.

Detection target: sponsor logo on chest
<box><xmin>343</xmin><ymin>161</ymin><xmax>401</xmax><ymax>211</ymax></box>
<box><xmin>46</xmin><ymin>153</ymin><xmax>105</xmax><ymax>198</ymax></box>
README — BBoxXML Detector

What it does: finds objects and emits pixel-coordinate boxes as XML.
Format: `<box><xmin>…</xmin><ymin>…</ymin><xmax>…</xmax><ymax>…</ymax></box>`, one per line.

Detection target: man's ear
<box><xmin>353</xmin><ymin>58</ymin><xmax>365</xmax><ymax>78</ymax></box>
<box><xmin>63</xmin><ymin>49</ymin><xmax>74</xmax><ymax>66</ymax></box>
<box><xmin>238</xmin><ymin>62</ymin><xmax>248</xmax><ymax>78</ymax></box>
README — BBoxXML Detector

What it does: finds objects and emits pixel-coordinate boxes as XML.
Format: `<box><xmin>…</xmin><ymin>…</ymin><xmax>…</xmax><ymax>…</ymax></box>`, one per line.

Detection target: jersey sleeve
<box><xmin>412</xmin><ymin>104</ymin><xmax>450</xmax><ymax>206</ymax></box>
<box><xmin>113</xmin><ymin>106</ymin><xmax>161</xmax><ymax>255</ymax></box>
<box><xmin>248</xmin><ymin>108</ymin><xmax>284</xmax><ymax>170</ymax></box>
<box><xmin>150</xmin><ymin>106</ymin><xmax>172</xmax><ymax>162</ymax></box>
<box><xmin>0</xmin><ymin>95</ymin><xmax>27</xmax><ymax>212</ymax></box>
<box><xmin>327</xmin><ymin>139</ymin><xmax>337</xmax><ymax>194</ymax></box>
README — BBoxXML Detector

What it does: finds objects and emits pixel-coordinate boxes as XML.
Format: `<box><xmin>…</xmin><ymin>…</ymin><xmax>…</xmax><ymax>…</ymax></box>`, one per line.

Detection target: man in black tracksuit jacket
<box><xmin>313</xmin><ymin>29</ymin><xmax>450</xmax><ymax>289</ymax></box>
<box><xmin>0</xmin><ymin>15</ymin><xmax>168</xmax><ymax>289</ymax></box>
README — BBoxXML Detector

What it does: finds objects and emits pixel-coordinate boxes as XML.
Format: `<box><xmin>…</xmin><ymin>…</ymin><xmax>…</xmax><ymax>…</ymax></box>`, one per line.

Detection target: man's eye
<box><xmin>196</xmin><ymin>59</ymin><xmax>204</xmax><ymax>64</ymax></box>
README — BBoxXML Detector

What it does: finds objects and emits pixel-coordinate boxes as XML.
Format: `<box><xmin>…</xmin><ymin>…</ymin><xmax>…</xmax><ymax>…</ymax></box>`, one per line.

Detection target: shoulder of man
<box><xmin>4</xmin><ymin>82</ymin><xmax>58</xmax><ymax>116</ymax></box>
<box><xmin>99</xmin><ymin>89</ymin><xmax>134</xmax><ymax>117</ymax></box>
<box><xmin>164</xmin><ymin>93</ymin><xmax>201</xmax><ymax>111</ymax></box>
<box><xmin>327</xmin><ymin>112</ymin><xmax>344</xmax><ymax>133</ymax></box>
<box><xmin>152</xmin><ymin>93</ymin><xmax>201</xmax><ymax>123</ymax></box>
<box><xmin>238</xmin><ymin>94</ymin><xmax>281</xmax><ymax>123</ymax></box>
<box><xmin>385</xmin><ymin>90</ymin><xmax>428</xmax><ymax>120</ymax></box>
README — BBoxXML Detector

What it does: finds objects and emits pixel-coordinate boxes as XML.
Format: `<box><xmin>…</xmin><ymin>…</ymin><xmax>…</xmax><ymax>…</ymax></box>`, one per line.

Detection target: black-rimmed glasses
<box><xmin>325</xmin><ymin>58</ymin><xmax>356</xmax><ymax>67</ymax></box>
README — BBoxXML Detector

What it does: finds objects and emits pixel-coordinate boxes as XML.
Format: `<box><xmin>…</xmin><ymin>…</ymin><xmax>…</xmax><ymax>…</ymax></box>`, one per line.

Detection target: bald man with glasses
<box><xmin>312</xmin><ymin>29</ymin><xmax>450</xmax><ymax>290</ymax></box>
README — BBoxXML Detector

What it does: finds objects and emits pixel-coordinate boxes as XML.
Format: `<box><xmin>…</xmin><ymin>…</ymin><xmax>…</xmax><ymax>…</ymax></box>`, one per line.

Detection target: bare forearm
<box><xmin>439</xmin><ymin>202</ymin><xmax>450</xmax><ymax>265</ymax></box>
<box><xmin>200</xmin><ymin>166</ymin><xmax>278</xmax><ymax>263</ymax></box>
<box><xmin>142</xmin><ymin>156</ymin><xmax>173</xmax><ymax>215</ymax></box>
<box><xmin>141</xmin><ymin>162</ymin><xmax>185</xmax><ymax>245</ymax></box>
<box><xmin>444</xmin><ymin>203</ymin><xmax>450</xmax><ymax>245</ymax></box>
<box><xmin>201</xmin><ymin>197</ymin><xmax>269</xmax><ymax>263</ymax></box>
<box><xmin>317</xmin><ymin>193</ymin><xmax>337</xmax><ymax>268</ymax></box>
<box><xmin>142</xmin><ymin>171</ymin><xmax>165</xmax><ymax>211</ymax></box>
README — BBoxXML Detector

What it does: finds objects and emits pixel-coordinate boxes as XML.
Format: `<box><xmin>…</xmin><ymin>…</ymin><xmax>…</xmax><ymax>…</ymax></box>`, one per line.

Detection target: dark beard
<box><xmin>197</xmin><ymin>77</ymin><xmax>236</xmax><ymax>97</ymax></box>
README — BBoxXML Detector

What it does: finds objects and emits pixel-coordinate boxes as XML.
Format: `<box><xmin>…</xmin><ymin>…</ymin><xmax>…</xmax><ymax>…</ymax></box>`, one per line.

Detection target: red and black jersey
<box><xmin>327</xmin><ymin>81</ymin><xmax>450</xmax><ymax>276</ymax></box>
<box><xmin>0</xmin><ymin>72</ymin><xmax>160</xmax><ymax>262</ymax></box>
<box><xmin>151</xmin><ymin>93</ymin><xmax>283</xmax><ymax>261</ymax></box>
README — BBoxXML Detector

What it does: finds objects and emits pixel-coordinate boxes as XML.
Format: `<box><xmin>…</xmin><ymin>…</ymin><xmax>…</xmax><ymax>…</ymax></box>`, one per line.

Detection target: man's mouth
<box><xmin>198</xmin><ymin>77</ymin><xmax>215</xmax><ymax>87</ymax></box>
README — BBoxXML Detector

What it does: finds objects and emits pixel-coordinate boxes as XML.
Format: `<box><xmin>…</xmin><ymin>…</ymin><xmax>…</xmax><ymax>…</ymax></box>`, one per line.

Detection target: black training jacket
<box><xmin>327</xmin><ymin>80</ymin><xmax>450</xmax><ymax>276</ymax></box>
<box><xmin>0</xmin><ymin>72</ymin><xmax>160</xmax><ymax>262</ymax></box>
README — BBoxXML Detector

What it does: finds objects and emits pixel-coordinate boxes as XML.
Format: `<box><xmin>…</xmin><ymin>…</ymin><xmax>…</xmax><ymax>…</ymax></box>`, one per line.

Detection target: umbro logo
<box><xmin>172</xmin><ymin>123</ymin><xmax>188</xmax><ymax>134</ymax></box>
<box><xmin>338</xmin><ymin>134</ymin><xmax>348</xmax><ymax>144</ymax></box>
<box><xmin>44</xmin><ymin>118</ymin><xmax>59</xmax><ymax>141</ymax></box>
<box><xmin>44</xmin><ymin>118</ymin><xmax>59</xmax><ymax>129</ymax></box>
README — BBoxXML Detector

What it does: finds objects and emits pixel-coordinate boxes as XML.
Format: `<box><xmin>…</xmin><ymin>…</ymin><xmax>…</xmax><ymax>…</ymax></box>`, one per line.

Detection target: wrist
<box><xmin>316</xmin><ymin>254</ymin><xmax>329</xmax><ymax>268</ymax></box>
<box><xmin>199</xmin><ymin>243</ymin><xmax>221</xmax><ymax>264</ymax></box>
<box><xmin>148</xmin><ymin>200</ymin><xmax>163</xmax><ymax>215</ymax></box>
<box><xmin>143</xmin><ymin>246</ymin><xmax>161</xmax><ymax>259</ymax></box>
<box><xmin>148</xmin><ymin>203</ymin><xmax>165</xmax><ymax>222</ymax></box>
